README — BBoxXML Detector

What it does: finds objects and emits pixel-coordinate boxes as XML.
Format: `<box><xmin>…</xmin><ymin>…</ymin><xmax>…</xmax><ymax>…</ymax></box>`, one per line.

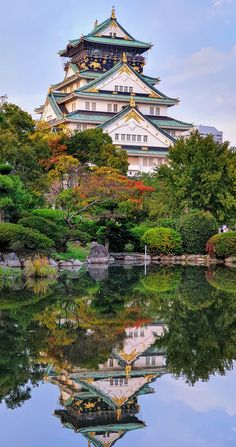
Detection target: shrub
<box><xmin>0</xmin><ymin>223</ymin><xmax>54</xmax><ymax>252</ymax></box>
<box><xmin>25</xmin><ymin>256</ymin><xmax>57</xmax><ymax>278</ymax></box>
<box><xmin>31</xmin><ymin>208</ymin><xmax>66</xmax><ymax>225</ymax></box>
<box><xmin>18</xmin><ymin>216</ymin><xmax>66</xmax><ymax>249</ymax></box>
<box><xmin>178</xmin><ymin>211</ymin><xmax>218</xmax><ymax>254</ymax></box>
<box><xmin>142</xmin><ymin>227</ymin><xmax>182</xmax><ymax>255</ymax></box>
<box><xmin>206</xmin><ymin>268</ymin><xmax>236</xmax><ymax>293</ymax></box>
<box><xmin>206</xmin><ymin>231</ymin><xmax>236</xmax><ymax>258</ymax></box>
<box><xmin>156</xmin><ymin>218</ymin><xmax>178</xmax><ymax>230</ymax></box>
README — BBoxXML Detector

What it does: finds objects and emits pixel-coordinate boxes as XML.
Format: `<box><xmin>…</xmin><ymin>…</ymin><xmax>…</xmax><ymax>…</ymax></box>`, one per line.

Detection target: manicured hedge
<box><xmin>206</xmin><ymin>231</ymin><xmax>236</xmax><ymax>258</ymax></box>
<box><xmin>178</xmin><ymin>211</ymin><xmax>218</xmax><ymax>254</ymax></box>
<box><xmin>142</xmin><ymin>227</ymin><xmax>182</xmax><ymax>255</ymax></box>
<box><xmin>156</xmin><ymin>218</ymin><xmax>178</xmax><ymax>230</ymax></box>
<box><xmin>18</xmin><ymin>216</ymin><xmax>65</xmax><ymax>248</ymax></box>
<box><xmin>31</xmin><ymin>208</ymin><xmax>66</xmax><ymax>225</ymax></box>
<box><xmin>0</xmin><ymin>223</ymin><xmax>54</xmax><ymax>251</ymax></box>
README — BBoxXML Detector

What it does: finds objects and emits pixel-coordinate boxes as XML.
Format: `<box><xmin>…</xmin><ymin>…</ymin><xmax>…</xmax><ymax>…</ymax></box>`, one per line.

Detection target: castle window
<box><xmin>132</xmin><ymin>135</ymin><xmax>137</xmax><ymax>142</ymax></box>
<box><xmin>108</xmin><ymin>104</ymin><xmax>112</xmax><ymax>112</ymax></box>
<box><xmin>140</xmin><ymin>330</ymin><xmax>144</xmax><ymax>337</ymax></box>
<box><xmin>71</xmin><ymin>102</ymin><xmax>76</xmax><ymax>112</ymax></box>
<box><xmin>121</xmin><ymin>134</ymin><xmax>125</xmax><ymax>141</ymax></box>
<box><xmin>137</xmin><ymin>135</ymin><xmax>142</xmax><ymax>142</ymax></box>
<box><xmin>124</xmin><ymin>86</ymin><xmax>129</xmax><ymax>93</ymax></box>
<box><xmin>143</xmin><ymin>135</ymin><xmax>148</xmax><ymax>143</ymax></box>
<box><xmin>115</xmin><ymin>134</ymin><xmax>119</xmax><ymax>141</ymax></box>
<box><xmin>115</xmin><ymin>85</ymin><xmax>119</xmax><ymax>92</ymax></box>
<box><xmin>113</xmin><ymin>104</ymin><xmax>118</xmax><ymax>112</ymax></box>
<box><xmin>76</xmin><ymin>124</ymin><xmax>82</xmax><ymax>131</ymax></box>
<box><xmin>126</xmin><ymin>134</ymin><xmax>131</xmax><ymax>141</ymax></box>
<box><xmin>156</xmin><ymin>107</ymin><xmax>160</xmax><ymax>116</ymax></box>
<box><xmin>150</xmin><ymin>107</ymin><xmax>154</xmax><ymax>115</ymax></box>
<box><xmin>119</xmin><ymin>86</ymin><xmax>124</xmax><ymax>93</ymax></box>
<box><xmin>85</xmin><ymin>102</ymin><xmax>90</xmax><ymax>110</ymax></box>
<box><xmin>146</xmin><ymin>357</ymin><xmax>151</xmax><ymax>366</ymax></box>
<box><xmin>129</xmin><ymin>87</ymin><xmax>133</xmax><ymax>93</ymax></box>
<box><xmin>92</xmin><ymin>102</ymin><xmax>96</xmax><ymax>111</ymax></box>
<box><xmin>152</xmin><ymin>357</ymin><xmax>156</xmax><ymax>365</ymax></box>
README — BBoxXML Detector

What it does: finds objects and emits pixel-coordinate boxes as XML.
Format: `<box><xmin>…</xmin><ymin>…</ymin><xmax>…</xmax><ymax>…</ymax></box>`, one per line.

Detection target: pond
<box><xmin>0</xmin><ymin>265</ymin><xmax>236</xmax><ymax>447</ymax></box>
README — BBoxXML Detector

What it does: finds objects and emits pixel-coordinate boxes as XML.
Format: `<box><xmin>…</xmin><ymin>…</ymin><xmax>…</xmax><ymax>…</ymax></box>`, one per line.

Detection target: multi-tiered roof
<box><xmin>36</xmin><ymin>8</ymin><xmax>193</xmax><ymax>174</ymax></box>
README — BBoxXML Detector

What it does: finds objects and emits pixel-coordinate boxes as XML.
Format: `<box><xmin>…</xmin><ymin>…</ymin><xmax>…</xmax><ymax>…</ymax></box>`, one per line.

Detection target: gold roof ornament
<box><xmin>94</xmin><ymin>19</ymin><xmax>98</xmax><ymax>29</ymax></box>
<box><xmin>111</xmin><ymin>5</ymin><xmax>116</xmax><ymax>19</ymax></box>
<box><xmin>122</xmin><ymin>52</ymin><xmax>127</xmax><ymax>63</ymax></box>
<box><xmin>48</xmin><ymin>86</ymin><xmax>53</xmax><ymax>94</ymax></box>
<box><xmin>130</xmin><ymin>95</ymin><xmax>136</xmax><ymax>108</ymax></box>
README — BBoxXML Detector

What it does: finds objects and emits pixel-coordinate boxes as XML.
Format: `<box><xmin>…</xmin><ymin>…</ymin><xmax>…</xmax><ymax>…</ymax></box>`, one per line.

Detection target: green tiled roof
<box><xmin>84</xmin><ymin>35</ymin><xmax>151</xmax><ymax>49</ymax></box>
<box><xmin>48</xmin><ymin>93</ymin><xmax>63</xmax><ymax>118</ymax></box>
<box><xmin>76</xmin><ymin>60</ymin><xmax>176</xmax><ymax>102</ymax></box>
<box><xmin>99</xmin><ymin>105</ymin><xmax>176</xmax><ymax>143</ymax></box>
<box><xmin>149</xmin><ymin>117</ymin><xmax>193</xmax><ymax>129</ymax></box>
<box><xmin>87</xmin><ymin>17</ymin><xmax>134</xmax><ymax>40</ymax></box>
<box><xmin>126</xmin><ymin>149</ymin><xmax>168</xmax><ymax>156</ymax></box>
<box><xmin>67</xmin><ymin>112</ymin><xmax>111</xmax><ymax>123</ymax></box>
<box><xmin>73</xmin><ymin>91</ymin><xmax>177</xmax><ymax>106</ymax></box>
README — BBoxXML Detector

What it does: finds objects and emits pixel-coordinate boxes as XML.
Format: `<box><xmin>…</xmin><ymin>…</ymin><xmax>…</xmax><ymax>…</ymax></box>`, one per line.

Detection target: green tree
<box><xmin>65</xmin><ymin>128</ymin><xmax>128</xmax><ymax>174</ymax></box>
<box><xmin>159</xmin><ymin>132</ymin><xmax>236</xmax><ymax>222</ymax></box>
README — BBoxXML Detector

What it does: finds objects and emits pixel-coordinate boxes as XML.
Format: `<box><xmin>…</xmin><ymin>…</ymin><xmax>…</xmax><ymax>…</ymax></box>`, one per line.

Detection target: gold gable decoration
<box><xmin>111</xmin><ymin>6</ymin><xmax>116</xmax><ymax>19</ymax></box>
<box><xmin>130</xmin><ymin>96</ymin><xmax>136</xmax><ymax>108</ymax></box>
<box><xmin>124</xmin><ymin>110</ymin><xmax>143</xmax><ymax>124</ymax></box>
<box><xmin>122</xmin><ymin>52</ymin><xmax>128</xmax><ymax>63</ymax></box>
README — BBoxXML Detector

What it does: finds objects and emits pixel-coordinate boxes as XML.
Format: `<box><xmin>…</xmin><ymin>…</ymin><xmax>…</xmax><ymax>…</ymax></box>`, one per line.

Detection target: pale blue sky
<box><xmin>0</xmin><ymin>0</ymin><xmax>235</xmax><ymax>144</ymax></box>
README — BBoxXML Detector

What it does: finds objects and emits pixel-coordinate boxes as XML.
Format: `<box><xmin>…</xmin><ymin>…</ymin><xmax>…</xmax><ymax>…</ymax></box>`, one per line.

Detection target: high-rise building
<box><xmin>36</xmin><ymin>7</ymin><xmax>193</xmax><ymax>175</ymax></box>
<box><xmin>182</xmin><ymin>124</ymin><xmax>223</xmax><ymax>143</ymax></box>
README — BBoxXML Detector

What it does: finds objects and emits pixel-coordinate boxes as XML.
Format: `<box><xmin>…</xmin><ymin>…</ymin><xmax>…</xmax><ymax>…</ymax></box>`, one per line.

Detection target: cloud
<box><xmin>159</xmin><ymin>369</ymin><xmax>236</xmax><ymax>417</ymax></box>
<box><xmin>213</xmin><ymin>0</ymin><xmax>232</xmax><ymax>7</ymax></box>
<box><xmin>163</xmin><ymin>46</ymin><xmax>236</xmax><ymax>84</ymax></box>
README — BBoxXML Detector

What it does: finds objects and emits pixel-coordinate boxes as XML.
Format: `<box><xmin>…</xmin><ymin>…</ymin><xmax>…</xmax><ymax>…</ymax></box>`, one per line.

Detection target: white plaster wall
<box><xmin>93</xmin><ymin>68</ymin><xmax>158</xmax><ymax>96</ymax></box>
<box><xmin>41</xmin><ymin>103</ymin><xmax>57</xmax><ymax>121</ymax></box>
<box><xmin>139</xmin><ymin>104</ymin><xmax>168</xmax><ymax>116</ymax></box>
<box><xmin>96</xmin><ymin>23</ymin><xmax>130</xmax><ymax>39</ymax></box>
<box><xmin>106</xmin><ymin>113</ymin><xmax>172</xmax><ymax>148</ymax></box>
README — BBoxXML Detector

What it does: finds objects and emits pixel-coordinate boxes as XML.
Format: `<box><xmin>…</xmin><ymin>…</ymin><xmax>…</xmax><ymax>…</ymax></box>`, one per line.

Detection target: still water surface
<box><xmin>0</xmin><ymin>265</ymin><xmax>236</xmax><ymax>446</ymax></box>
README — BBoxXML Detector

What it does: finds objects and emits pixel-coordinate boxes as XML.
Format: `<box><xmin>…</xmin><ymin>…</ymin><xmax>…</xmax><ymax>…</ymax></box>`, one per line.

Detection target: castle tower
<box><xmin>36</xmin><ymin>9</ymin><xmax>193</xmax><ymax>175</ymax></box>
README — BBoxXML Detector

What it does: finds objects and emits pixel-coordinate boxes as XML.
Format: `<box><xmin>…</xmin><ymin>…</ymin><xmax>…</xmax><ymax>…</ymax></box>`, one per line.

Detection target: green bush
<box><xmin>206</xmin><ymin>268</ymin><xmax>236</xmax><ymax>293</ymax></box>
<box><xmin>156</xmin><ymin>218</ymin><xmax>178</xmax><ymax>230</ymax></box>
<box><xmin>178</xmin><ymin>211</ymin><xmax>218</xmax><ymax>254</ymax></box>
<box><xmin>31</xmin><ymin>208</ymin><xmax>66</xmax><ymax>225</ymax></box>
<box><xmin>142</xmin><ymin>227</ymin><xmax>182</xmax><ymax>255</ymax></box>
<box><xmin>0</xmin><ymin>223</ymin><xmax>54</xmax><ymax>252</ymax></box>
<box><xmin>206</xmin><ymin>231</ymin><xmax>236</xmax><ymax>258</ymax></box>
<box><xmin>18</xmin><ymin>216</ymin><xmax>66</xmax><ymax>249</ymax></box>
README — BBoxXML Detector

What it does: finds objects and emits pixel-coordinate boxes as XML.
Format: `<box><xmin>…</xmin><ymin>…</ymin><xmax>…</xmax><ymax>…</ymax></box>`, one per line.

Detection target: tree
<box><xmin>0</xmin><ymin>164</ymin><xmax>34</xmax><ymax>222</ymax></box>
<box><xmin>158</xmin><ymin>132</ymin><xmax>236</xmax><ymax>223</ymax></box>
<box><xmin>65</xmin><ymin>128</ymin><xmax>128</xmax><ymax>174</ymax></box>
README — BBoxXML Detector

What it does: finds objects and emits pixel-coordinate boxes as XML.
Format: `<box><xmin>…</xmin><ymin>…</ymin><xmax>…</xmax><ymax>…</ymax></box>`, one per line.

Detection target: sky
<box><xmin>0</xmin><ymin>0</ymin><xmax>235</xmax><ymax>145</ymax></box>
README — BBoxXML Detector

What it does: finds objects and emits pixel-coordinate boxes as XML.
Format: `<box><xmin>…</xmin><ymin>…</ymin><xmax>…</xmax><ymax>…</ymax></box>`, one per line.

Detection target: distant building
<box><xmin>35</xmin><ymin>7</ymin><xmax>193</xmax><ymax>176</ymax></box>
<box><xmin>182</xmin><ymin>124</ymin><xmax>223</xmax><ymax>143</ymax></box>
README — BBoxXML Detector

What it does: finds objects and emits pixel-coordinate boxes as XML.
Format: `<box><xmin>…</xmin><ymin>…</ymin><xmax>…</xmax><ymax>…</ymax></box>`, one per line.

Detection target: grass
<box><xmin>0</xmin><ymin>266</ymin><xmax>22</xmax><ymax>279</ymax></box>
<box><xmin>24</xmin><ymin>256</ymin><xmax>58</xmax><ymax>278</ymax></box>
<box><xmin>55</xmin><ymin>243</ymin><xmax>89</xmax><ymax>262</ymax></box>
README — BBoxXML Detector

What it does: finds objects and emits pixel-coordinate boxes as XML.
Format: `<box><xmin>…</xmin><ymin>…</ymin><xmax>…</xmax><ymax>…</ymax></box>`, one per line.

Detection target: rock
<box><xmin>88</xmin><ymin>242</ymin><xmax>109</xmax><ymax>264</ymax></box>
<box><xmin>72</xmin><ymin>259</ymin><xmax>83</xmax><ymax>266</ymax></box>
<box><xmin>109</xmin><ymin>256</ymin><xmax>115</xmax><ymax>263</ymax></box>
<box><xmin>88</xmin><ymin>264</ymin><xmax>109</xmax><ymax>281</ymax></box>
<box><xmin>3</xmin><ymin>252</ymin><xmax>21</xmax><ymax>268</ymax></box>
<box><xmin>59</xmin><ymin>261</ymin><xmax>74</xmax><ymax>267</ymax></box>
<box><xmin>49</xmin><ymin>258</ymin><xmax>58</xmax><ymax>267</ymax></box>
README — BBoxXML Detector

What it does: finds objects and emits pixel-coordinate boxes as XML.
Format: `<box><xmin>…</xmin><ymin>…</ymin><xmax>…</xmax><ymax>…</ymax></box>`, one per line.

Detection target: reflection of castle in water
<box><xmin>48</xmin><ymin>323</ymin><xmax>166</xmax><ymax>447</ymax></box>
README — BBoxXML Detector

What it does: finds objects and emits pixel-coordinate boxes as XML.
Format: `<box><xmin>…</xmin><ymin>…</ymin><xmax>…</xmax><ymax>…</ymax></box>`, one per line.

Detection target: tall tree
<box><xmin>158</xmin><ymin>132</ymin><xmax>236</xmax><ymax>223</ymax></box>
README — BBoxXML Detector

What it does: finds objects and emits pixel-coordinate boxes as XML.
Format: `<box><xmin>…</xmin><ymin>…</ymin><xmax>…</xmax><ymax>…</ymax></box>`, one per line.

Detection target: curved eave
<box><xmin>58</xmin><ymin>92</ymin><xmax>178</xmax><ymax>107</ymax></box>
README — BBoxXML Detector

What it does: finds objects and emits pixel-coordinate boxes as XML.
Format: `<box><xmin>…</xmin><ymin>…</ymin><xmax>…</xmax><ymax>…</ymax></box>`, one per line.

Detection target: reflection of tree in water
<box><xmin>157</xmin><ymin>268</ymin><xmax>236</xmax><ymax>384</ymax></box>
<box><xmin>0</xmin><ymin>265</ymin><xmax>236</xmax><ymax>409</ymax></box>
